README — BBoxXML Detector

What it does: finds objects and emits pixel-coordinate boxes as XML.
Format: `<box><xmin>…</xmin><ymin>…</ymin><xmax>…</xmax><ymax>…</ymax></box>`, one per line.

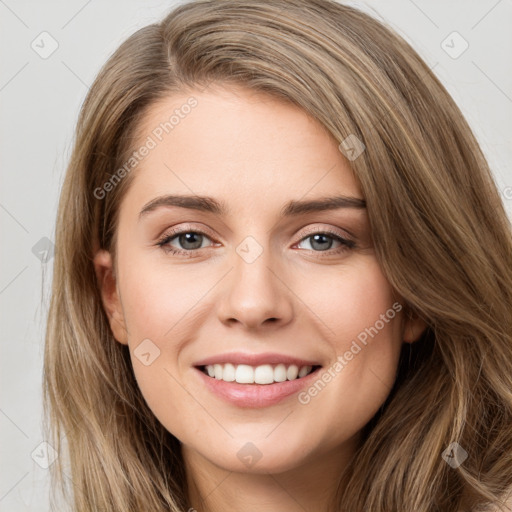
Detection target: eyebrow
<box><xmin>138</xmin><ymin>194</ymin><xmax>366</xmax><ymax>220</ymax></box>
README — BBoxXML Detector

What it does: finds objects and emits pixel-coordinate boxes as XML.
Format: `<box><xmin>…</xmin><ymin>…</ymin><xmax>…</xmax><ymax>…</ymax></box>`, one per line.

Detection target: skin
<box><xmin>94</xmin><ymin>84</ymin><xmax>426</xmax><ymax>512</ymax></box>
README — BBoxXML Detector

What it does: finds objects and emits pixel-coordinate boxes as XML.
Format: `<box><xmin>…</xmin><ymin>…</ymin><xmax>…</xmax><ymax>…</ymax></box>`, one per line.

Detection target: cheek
<box><xmin>293</xmin><ymin>259</ymin><xmax>404</xmax><ymax>427</ymax></box>
<box><xmin>293</xmin><ymin>256</ymin><xmax>401</xmax><ymax>349</ymax></box>
<box><xmin>333</xmin><ymin>259</ymin><xmax>404</xmax><ymax>383</ymax></box>
<box><xmin>117</xmin><ymin>263</ymin><xmax>198</xmax><ymax>439</ymax></box>
<box><xmin>119</xmin><ymin>253</ymin><xmax>207</xmax><ymax>340</ymax></box>
<box><xmin>116</xmin><ymin>254</ymin><xmax>217</xmax><ymax>434</ymax></box>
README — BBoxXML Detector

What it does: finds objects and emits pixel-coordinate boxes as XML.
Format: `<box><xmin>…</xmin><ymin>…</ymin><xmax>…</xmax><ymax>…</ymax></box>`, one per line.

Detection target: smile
<box><xmin>200</xmin><ymin>363</ymin><xmax>318</xmax><ymax>384</ymax></box>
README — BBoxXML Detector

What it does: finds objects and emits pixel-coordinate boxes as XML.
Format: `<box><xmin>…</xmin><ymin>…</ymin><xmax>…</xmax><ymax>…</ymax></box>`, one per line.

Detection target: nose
<box><xmin>216</xmin><ymin>238</ymin><xmax>294</xmax><ymax>331</ymax></box>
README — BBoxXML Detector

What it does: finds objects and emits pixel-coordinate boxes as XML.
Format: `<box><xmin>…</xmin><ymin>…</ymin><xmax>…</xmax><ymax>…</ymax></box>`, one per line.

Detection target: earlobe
<box><xmin>402</xmin><ymin>309</ymin><xmax>428</xmax><ymax>344</ymax></box>
<box><xmin>93</xmin><ymin>249</ymin><xmax>129</xmax><ymax>345</ymax></box>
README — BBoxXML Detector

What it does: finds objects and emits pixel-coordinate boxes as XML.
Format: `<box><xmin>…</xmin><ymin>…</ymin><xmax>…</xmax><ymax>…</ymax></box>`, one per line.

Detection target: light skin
<box><xmin>94</xmin><ymin>84</ymin><xmax>426</xmax><ymax>512</ymax></box>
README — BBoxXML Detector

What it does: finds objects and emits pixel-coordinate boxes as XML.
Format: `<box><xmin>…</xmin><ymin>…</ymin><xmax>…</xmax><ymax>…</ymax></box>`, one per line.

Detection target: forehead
<box><xmin>123</xmin><ymin>85</ymin><xmax>364</xmax><ymax>214</ymax></box>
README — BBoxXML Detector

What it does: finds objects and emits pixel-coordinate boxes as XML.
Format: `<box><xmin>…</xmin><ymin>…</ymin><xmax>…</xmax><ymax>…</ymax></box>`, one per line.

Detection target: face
<box><xmin>94</xmin><ymin>85</ymin><xmax>425</xmax><ymax>476</ymax></box>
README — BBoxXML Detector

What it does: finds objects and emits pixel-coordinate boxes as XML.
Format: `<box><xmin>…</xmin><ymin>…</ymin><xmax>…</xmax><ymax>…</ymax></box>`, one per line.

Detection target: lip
<box><xmin>193</xmin><ymin>364</ymin><xmax>323</xmax><ymax>408</ymax></box>
<box><xmin>193</xmin><ymin>351</ymin><xmax>322</xmax><ymax>367</ymax></box>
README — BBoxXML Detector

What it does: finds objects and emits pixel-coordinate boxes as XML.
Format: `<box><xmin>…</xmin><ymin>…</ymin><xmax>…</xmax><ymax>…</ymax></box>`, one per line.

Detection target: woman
<box><xmin>44</xmin><ymin>0</ymin><xmax>512</xmax><ymax>510</ymax></box>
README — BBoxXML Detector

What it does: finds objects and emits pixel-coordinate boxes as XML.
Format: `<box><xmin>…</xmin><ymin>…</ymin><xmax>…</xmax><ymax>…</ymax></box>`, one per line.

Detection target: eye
<box><xmin>295</xmin><ymin>229</ymin><xmax>355</xmax><ymax>255</ymax></box>
<box><xmin>156</xmin><ymin>228</ymin><xmax>215</xmax><ymax>256</ymax></box>
<box><xmin>156</xmin><ymin>226</ymin><xmax>356</xmax><ymax>258</ymax></box>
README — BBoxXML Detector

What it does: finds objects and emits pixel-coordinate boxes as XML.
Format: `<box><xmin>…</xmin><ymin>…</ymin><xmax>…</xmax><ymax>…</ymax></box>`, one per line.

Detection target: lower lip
<box><xmin>194</xmin><ymin>366</ymin><xmax>321</xmax><ymax>408</ymax></box>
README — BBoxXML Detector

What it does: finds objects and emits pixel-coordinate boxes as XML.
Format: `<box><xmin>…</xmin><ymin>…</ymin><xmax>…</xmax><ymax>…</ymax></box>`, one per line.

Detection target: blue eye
<box><xmin>156</xmin><ymin>228</ymin><xmax>355</xmax><ymax>257</ymax></box>
<box><xmin>296</xmin><ymin>232</ymin><xmax>355</xmax><ymax>252</ymax></box>
<box><xmin>157</xmin><ymin>230</ymin><xmax>214</xmax><ymax>256</ymax></box>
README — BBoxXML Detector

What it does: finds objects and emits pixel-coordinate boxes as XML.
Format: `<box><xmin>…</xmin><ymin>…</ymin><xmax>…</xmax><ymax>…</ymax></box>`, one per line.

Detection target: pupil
<box><xmin>311</xmin><ymin>234</ymin><xmax>332</xmax><ymax>251</ymax></box>
<box><xmin>180</xmin><ymin>233</ymin><xmax>203</xmax><ymax>250</ymax></box>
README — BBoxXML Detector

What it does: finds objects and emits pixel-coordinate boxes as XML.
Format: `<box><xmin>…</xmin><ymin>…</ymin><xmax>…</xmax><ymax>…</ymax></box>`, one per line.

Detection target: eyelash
<box><xmin>156</xmin><ymin>225</ymin><xmax>356</xmax><ymax>258</ymax></box>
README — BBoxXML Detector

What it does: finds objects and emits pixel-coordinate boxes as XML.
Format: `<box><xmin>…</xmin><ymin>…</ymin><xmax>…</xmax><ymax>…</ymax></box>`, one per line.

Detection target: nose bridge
<box><xmin>217</xmin><ymin>232</ymin><xmax>293</xmax><ymax>328</ymax></box>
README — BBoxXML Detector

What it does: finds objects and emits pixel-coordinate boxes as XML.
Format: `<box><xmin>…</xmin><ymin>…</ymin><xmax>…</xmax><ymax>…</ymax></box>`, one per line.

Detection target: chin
<box><xmin>200</xmin><ymin>438</ymin><xmax>314</xmax><ymax>475</ymax></box>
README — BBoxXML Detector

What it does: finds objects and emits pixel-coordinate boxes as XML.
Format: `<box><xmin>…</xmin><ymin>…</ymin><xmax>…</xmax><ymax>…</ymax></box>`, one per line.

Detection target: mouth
<box><xmin>197</xmin><ymin>363</ymin><xmax>322</xmax><ymax>385</ymax></box>
<box><xmin>194</xmin><ymin>362</ymin><xmax>323</xmax><ymax>408</ymax></box>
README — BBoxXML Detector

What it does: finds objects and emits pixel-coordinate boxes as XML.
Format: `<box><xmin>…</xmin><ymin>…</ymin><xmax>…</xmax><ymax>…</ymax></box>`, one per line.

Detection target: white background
<box><xmin>1</xmin><ymin>0</ymin><xmax>511</xmax><ymax>510</ymax></box>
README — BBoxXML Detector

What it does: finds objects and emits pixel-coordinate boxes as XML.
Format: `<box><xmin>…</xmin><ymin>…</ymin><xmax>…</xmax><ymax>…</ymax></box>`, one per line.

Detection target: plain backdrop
<box><xmin>1</xmin><ymin>0</ymin><xmax>511</xmax><ymax>510</ymax></box>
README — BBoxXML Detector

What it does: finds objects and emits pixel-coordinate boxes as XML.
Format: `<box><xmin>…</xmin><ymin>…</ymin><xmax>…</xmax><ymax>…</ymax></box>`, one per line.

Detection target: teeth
<box><xmin>287</xmin><ymin>365</ymin><xmax>299</xmax><ymax>380</ymax></box>
<box><xmin>222</xmin><ymin>363</ymin><xmax>236</xmax><ymax>382</ymax></box>
<box><xmin>254</xmin><ymin>364</ymin><xmax>273</xmax><ymax>384</ymax></box>
<box><xmin>298</xmin><ymin>366</ymin><xmax>310</xmax><ymax>378</ymax></box>
<box><xmin>203</xmin><ymin>363</ymin><xmax>315</xmax><ymax>384</ymax></box>
<box><xmin>235</xmin><ymin>364</ymin><xmax>254</xmax><ymax>384</ymax></box>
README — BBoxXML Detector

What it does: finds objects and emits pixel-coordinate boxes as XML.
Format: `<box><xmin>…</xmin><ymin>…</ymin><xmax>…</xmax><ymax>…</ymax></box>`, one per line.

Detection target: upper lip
<box><xmin>193</xmin><ymin>352</ymin><xmax>322</xmax><ymax>368</ymax></box>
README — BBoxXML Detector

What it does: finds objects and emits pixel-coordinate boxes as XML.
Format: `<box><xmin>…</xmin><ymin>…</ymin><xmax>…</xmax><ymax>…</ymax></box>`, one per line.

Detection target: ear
<box><xmin>93</xmin><ymin>249</ymin><xmax>128</xmax><ymax>345</ymax></box>
<box><xmin>402</xmin><ymin>308</ymin><xmax>428</xmax><ymax>344</ymax></box>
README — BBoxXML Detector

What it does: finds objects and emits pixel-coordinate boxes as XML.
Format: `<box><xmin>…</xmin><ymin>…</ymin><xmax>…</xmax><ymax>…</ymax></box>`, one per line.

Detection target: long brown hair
<box><xmin>44</xmin><ymin>0</ymin><xmax>512</xmax><ymax>510</ymax></box>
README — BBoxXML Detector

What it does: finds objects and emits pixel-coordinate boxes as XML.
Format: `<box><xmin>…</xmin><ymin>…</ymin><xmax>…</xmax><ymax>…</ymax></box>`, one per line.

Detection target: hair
<box><xmin>43</xmin><ymin>0</ymin><xmax>512</xmax><ymax>510</ymax></box>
